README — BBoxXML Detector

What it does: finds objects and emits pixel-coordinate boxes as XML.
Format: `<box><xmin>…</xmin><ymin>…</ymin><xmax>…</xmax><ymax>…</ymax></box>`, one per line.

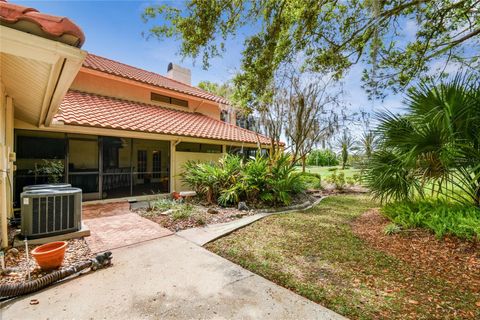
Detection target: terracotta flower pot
<box><xmin>31</xmin><ymin>241</ymin><xmax>68</xmax><ymax>270</ymax></box>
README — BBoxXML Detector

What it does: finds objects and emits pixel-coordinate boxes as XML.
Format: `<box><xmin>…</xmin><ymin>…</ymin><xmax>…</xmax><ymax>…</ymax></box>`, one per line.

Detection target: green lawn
<box><xmin>206</xmin><ymin>195</ymin><xmax>479</xmax><ymax>319</ymax></box>
<box><xmin>297</xmin><ymin>165</ymin><xmax>361</xmax><ymax>179</ymax></box>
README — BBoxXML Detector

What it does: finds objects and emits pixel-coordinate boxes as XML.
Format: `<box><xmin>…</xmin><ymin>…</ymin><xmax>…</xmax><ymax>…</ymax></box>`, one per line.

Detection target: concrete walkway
<box><xmin>178</xmin><ymin>197</ymin><xmax>325</xmax><ymax>246</ymax></box>
<box><xmin>1</xmin><ymin>235</ymin><xmax>345</xmax><ymax>320</ymax></box>
<box><xmin>177</xmin><ymin>213</ymin><xmax>271</xmax><ymax>246</ymax></box>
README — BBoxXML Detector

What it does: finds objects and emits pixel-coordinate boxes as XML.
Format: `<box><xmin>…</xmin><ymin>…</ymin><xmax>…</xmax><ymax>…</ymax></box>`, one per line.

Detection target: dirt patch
<box><xmin>1</xmin><ymin>238</ymin><xmax>93</xmax><ymax>285</ymax></box>
<box><xmin>352</xmin><ymin>209</ymin><xmax>480</xmax><ymax>293</ymax></box>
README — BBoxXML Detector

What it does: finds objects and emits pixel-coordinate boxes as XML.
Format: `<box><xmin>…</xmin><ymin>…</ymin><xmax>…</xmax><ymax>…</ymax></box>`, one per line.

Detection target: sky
<box><xmin>15</xmin><ymin>0</ymin><xmax>407</xmax><ymax>126</ymax></box>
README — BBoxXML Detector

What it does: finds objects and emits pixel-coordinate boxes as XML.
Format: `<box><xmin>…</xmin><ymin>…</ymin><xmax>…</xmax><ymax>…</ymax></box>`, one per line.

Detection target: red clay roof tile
<box><xmin>83</xmin><ymin>54</ymin><xmax>230</xmax><ymax>105</ymax></box>
<box><xmin>0</xmin><ymin>0</ymin><xmax>85</xmax><ymax>47</ymax></box>
<box><xmin>54</xmin><ymin>91</ymin><xmax>271</xmax><ymax>145</ymax></box>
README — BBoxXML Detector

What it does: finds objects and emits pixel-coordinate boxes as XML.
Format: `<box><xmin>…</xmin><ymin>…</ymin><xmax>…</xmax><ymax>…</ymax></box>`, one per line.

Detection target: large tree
<box><xmin>143</xmin><ymin>0</ymin><xmax>480</xmax><ymax>109</ymax></box>
<box><xmin>198</xmin><ymin>80</ymin><xmax>234</xmax><ymax>100</ymax></box>
<box><xmin>284</xmin><ymin>73</ymin><xmax>341</xmax><ymax>171</ymax></box>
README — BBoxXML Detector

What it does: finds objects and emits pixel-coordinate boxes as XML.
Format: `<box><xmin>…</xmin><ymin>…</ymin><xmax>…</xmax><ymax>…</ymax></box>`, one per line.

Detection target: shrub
<box><xmin>306</xmin><ymin>149</ymin><xmax>339</xmax><ymax>166</ymax></box>
<box><xmin>382</xmin><ymin>200</ymin><xmax>480</xmax><ymax>240</ymax></box>
<box><xmin>182</xmin><ymin>153</ymin><xmax>305</xmax><ymax>207</ymax></box>
<box><xmin>171</xmin><ymin>203</ymin><xmax>194</xmax><ymax>220</ymax></box>
<box><xmin>365</xmin><ymin>74</ymin><xmax>480</xmax><ymax>207</ymax></box>
<box><xmin>266</xmin><ymin>154</ymin><xmax>305</xmax><ymax>205</ymax></box>
<box><xmin>384</xmin><ymin>223</ymin><xmax>401</xmax><ymax>235</ymax></box>
<box><xmin>299</xmin><ymin>172</ymin><xmax>322</xmax><ymax>190</ymax></box>
<box><xmin>352</xmin><ymin>173</ymin><xmax>361</xmax><ymax>184</ymax></box>
<box><xmin>182</xmin><ymin>154</ymin><xmax>242</xmax><ymax>204</ymax></box>
<box><xmin>193</xmin><ymin>213</ymin><xmax>207</xmax><ymax>225</ymax></box>
<box><xmin>30</xmin><ymin>159</ymin><xmax>64</xmax><ymax>183</ymax></box>
<box><xmin>151</xmin><ymin>198</ymin><xmax>176</xmax><ymax>211</ymax></box>
<box><xmin>326</xmin><ymin>169</ymin><xmax>346</xmax><ymax>190</ymax></box>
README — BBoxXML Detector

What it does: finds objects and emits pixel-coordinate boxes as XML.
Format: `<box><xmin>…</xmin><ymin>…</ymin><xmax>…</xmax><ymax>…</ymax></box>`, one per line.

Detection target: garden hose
<box><xmin>0</xmin><ymin>252</ymin><xmax>112</xmax><ymax>299</ymax></box>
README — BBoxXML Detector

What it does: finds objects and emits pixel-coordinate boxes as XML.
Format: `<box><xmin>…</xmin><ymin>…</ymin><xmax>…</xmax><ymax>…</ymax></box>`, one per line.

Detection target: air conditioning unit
<box><xmin>21</xmin><ymin>187</ymin><xmax>82</xmax><ymax>238</ymax></box>
<box><xmin>23</xmin><ymin>183</ymin><xmax>72</xmax><ymax>191</ymax></box>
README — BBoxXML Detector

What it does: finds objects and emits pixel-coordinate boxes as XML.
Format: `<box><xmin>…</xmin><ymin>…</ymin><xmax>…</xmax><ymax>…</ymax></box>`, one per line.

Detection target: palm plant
<box><xmin>366</xmin><ymin>73</ymin><xmax>480</xmax><ymax>206</ymax></box>
<box><xmin>337</xmin><ymin>130</ymin><xmax>355</xmax><ymax>170</ymax></box>
<box><xmin>357</xmin><ymin>130</ymin><xmax>378</xmax><ymax>159</ymax></box>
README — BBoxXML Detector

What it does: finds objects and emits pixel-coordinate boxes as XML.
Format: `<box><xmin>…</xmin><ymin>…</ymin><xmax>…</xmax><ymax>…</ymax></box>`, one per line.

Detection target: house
<box><xmin>0</xmin><ymin>1</ymin><xmax>274</xmax><ymax>247</ymax></box>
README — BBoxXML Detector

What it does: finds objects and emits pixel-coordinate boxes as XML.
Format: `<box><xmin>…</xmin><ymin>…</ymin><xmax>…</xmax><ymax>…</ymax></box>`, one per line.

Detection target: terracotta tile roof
<box><xmin>54</xmin><ymin>91</ymin><xmax>271</xmax><ymax>145</ymax></box>
<box><xmin>0</xmin><ymin>0</ymin><xmax>85</xmax><ymax>47</ymax></box>
<box><xmin>83</xmin><ymin>54</ymin><xmax>230</xmax><ymax>105</ymax></box>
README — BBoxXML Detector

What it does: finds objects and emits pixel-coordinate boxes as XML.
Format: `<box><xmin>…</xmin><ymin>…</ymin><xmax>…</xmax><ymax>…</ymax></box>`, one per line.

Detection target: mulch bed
<box><xmin>137</xmin><ymin>193</ymin><xmax>324</xmax><ymax>232</ymax></box>
<box><xmin>352</xmin><ymin>209</ymin><xmax>480</xmax><ymax>293</ymax></box>
<box><xmin>1</xmin><ymin>238</ymin><xmax>93</xmax><ymax>286</ymax></box>
<box><xmin>137</xmin><ymin>205</ymin><xmax>257</xmax><ymax>232</ymax></box>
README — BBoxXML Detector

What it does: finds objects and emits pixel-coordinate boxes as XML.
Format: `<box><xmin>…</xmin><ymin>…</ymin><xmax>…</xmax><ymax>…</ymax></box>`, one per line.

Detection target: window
<box><xmin>170</xmin><ymin>97</ymin><xmax>188</xmax><ymax>108</ymax></box>
<box><xmin>176</xmin><ymin>142</ymin><xmax>223</xmax><ymax>153</ymax></box>
<box><xmin>17</xmin><ymin>136</ymin><xmax>65</xmax><ymax>159</ymax></box>
<box><xmin>137</xmin><ymin>150</ymin><xmax>147</xmax><ymax>178</ymax></box>
<box><xmin>220</xmin><ymin>110</ymin><xmax>230</xmax><ymax>123</ymax></box>
<box><xmin>227</xmin><ymin>146</ymin><xmax>269</xmax><ymax>159</ymax></box>
<box><xmin>236</xmin><ymin>114</ymin><xmax>259</xmax><ymax>131</ymax></box>
<box><xmin>151</xmin><ymin>92</ymin><xmax>188</xmax><ymax>108</ymax></box>
<box><xmin>152</xmin><ymin>151</ymin><xmax>161</xmax><ymax>178</ymax></box>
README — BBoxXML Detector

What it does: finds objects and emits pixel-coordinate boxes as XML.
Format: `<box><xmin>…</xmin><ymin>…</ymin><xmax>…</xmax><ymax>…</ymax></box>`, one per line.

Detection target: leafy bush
<box><xmin>299</xmin><ymin>172</ymin><xmax>322</xmax><ymax>190</ymax></box>
<box><xmin>384</xmin><ymin>223</ymin><xmax>401</xmax><ymax>235</ymax></box>
<box><xmin>151</xmin><ymin>198</ymin><xmax>176</xmax><ymax>211</ymax></box>
<box><xmin>182</xmin><ymin>154</ymin><xmax>242</xmax><ymax>204</ymax></box>
<box><xmin>30</xmin><ymin>159</ymin><xmax>64</xmax><ymax>183</ymax></box>
<box><xmin>171</xmin><ymin>203</ymin><xmax>193</xmax><ymax>220</ymax></box>
<box><xmin>326</xmin><ymin>169</ymin><xmax>346</xmax><ymax>190</ymax></box>
<box><xmin>352</xmin><ymin>173</ymin><xmax>361</xmax><ymax>184</ymax></box>
<box><xmin>182</xmin><ymin>153</ymin><xmax>305</xmax><ymax>207</ymax></box>
<box><xmin>146</xmin><ymin>198</ymin><xmax>194</xmax><ymax>221</ymax></box>
<box><xmin>382</xmin><ymin>200</ymin><xmax>480</xmax><ymax>240</ymax></box>
<box><xmin>306</xmin><ymin>149</ymin><xmax>339</xmax><ymax>166</ymax></box>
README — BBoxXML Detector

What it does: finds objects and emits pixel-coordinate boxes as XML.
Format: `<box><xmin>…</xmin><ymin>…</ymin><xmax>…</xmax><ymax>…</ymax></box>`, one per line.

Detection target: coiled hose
<box><xmin>0</xmin><ymin>252</ymin><xmax>112</xmax><ymax>299</ymax></box>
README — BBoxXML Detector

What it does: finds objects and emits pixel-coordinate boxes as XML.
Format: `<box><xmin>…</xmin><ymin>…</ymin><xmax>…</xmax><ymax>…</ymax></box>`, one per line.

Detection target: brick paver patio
<box><xmin>82</xmin><ymin>202</ymin><xmax>173</xmax><ymax>253</ymax></box>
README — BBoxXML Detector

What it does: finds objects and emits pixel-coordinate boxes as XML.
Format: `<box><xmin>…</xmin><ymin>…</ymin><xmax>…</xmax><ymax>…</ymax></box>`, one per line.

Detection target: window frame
<box><xmin>151</xmin><ymin>92</ymin><xmax>188</xmax><ymax>108</ymax></box>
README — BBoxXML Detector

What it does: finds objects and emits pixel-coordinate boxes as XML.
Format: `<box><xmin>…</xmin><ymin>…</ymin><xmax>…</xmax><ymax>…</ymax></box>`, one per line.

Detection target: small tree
<box><xmin>357</xmin><ymin>130</ymin><xmax>379</xmax><ymax>159</ymax></box>
<box><xmin>337</xmin><ymin>130</ymin><xmax>355</xmax><ymax>170</ymax></box>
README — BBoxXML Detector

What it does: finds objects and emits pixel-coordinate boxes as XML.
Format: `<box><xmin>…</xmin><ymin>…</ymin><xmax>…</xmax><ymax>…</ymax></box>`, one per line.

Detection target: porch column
<box><xmin>0</xmin><ymin>86</ymin><xmax>12</xmax><ymax>248</ymax></box>
<box><xmin>5</xmin><ymin>96</ymin><xmax>14</xmax><ymax>218</ymax></box>
<box><xmin>170</xmin><ymin>140</ymin><xmax>176</xmax><ymax>192</ymax></box>
<box><xmin>0</xmin><ymin>142</ymin><xmax>7</xmax><ymax>248</ymax></box>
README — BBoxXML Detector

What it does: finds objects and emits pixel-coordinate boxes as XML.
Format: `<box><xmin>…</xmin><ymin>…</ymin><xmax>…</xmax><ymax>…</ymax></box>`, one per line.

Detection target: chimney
<box><xmin>167</xmin><ymin>63</ymin><xmax>191</xmax><ymax>85</ymax></box>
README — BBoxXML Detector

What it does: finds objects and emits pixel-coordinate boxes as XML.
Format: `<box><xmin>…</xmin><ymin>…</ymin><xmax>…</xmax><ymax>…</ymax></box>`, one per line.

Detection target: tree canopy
<box><xmin>143</xmin><ymin>0</ymin><xmax>480</xmax><ymax>109</ymax></box>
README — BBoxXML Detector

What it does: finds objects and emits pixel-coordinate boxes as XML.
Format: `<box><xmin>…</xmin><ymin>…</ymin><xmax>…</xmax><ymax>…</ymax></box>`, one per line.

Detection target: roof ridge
<box><xmin>85</xmin><ymin>53</ymin><xmax>229</xmax><ymax>104</ymax></box>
